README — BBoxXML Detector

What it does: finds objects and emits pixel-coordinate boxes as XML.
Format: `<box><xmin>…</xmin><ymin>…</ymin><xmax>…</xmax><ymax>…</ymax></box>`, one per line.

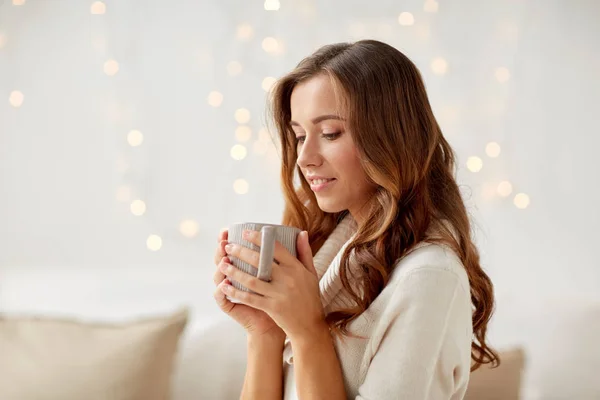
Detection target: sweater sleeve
<box><xmin>355</xmin><ymin>266</ymin><xmax>472</xmax><ymax>400</ymax></box>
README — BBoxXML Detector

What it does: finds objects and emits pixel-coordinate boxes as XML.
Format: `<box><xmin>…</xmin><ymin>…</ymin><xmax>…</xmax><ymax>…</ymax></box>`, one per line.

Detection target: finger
<box><xmin>224</xmin><ymin>242</ymin><xmax>262</xmax><ymax>269</ymax></box>
<box><xmin>219</xmin><ymin>260</ymin><xmax>272</xmax><ymax>297</ymax></box>
<box><xmin>242</xmin><ymin>229</ymin><xmax>298</xmax><ymax>267</ymax></box>
<box><xmin>297</xmin><ymin>231</ymin><xmax>317</xmax><ymax>276</ymax></box>
<box><xmin>219</xmin><ymin>277</ymin><xmax>268</xmax><ymax>311</ymax></box>
<box><xmin>218</xmin><ymin>228</ymin><xmax>228</xmax><ymax>243</ymax></box>
<box><xmin>213</xmin><ymin>278</ymin><xmax>234</xmax><ymax>311</ymax></box>
<box><xmin>214</xmin><ymin>240</ymin><xmax>228</xmax><ymax>265</ymax></box>
<box><xmin>213</xmin><ymin>256</ymin><xmax>230</xmax><ymax>286</ymax></box>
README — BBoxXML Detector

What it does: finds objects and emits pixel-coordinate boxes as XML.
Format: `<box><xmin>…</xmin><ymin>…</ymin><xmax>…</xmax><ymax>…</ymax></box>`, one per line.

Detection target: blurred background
<box><xmin>1</xmin><ymin>0</ymin><xmax>599</xmax><ymax>398</ymax></box>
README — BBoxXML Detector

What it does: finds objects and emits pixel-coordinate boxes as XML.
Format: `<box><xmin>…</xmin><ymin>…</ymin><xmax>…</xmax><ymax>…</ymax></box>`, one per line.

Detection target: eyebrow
<box><xmin>289</xmin><ymin>114</ymin><xmax>345</xmax><ymax>127</ymax></box>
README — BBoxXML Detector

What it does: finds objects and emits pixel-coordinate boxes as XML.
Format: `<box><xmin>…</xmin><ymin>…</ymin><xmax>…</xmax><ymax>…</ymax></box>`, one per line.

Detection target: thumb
<box><xmin>297</xmin><ymin>231</ymin><xmax>317</xmax><ymax>276</ymax></box>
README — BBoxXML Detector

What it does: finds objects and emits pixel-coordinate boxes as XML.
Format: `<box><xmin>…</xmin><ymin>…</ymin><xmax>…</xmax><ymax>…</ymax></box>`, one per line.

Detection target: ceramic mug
<box><xmin>226</xmin><ymin>222</ymin><xmax>301</xmax><ymax>303</ymax></box>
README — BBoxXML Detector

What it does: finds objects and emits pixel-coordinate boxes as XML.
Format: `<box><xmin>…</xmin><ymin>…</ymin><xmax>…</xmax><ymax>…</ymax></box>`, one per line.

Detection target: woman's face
<box><xmin>290</xmin><ymin>74</ymin><xmax>376</xmax><ymax>222</ymax></box>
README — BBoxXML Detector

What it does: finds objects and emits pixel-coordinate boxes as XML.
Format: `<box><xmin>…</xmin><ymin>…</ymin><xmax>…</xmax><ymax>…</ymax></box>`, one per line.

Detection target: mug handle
<box><xmin>257</xmin><ymin>226</ymin><xmax>276</xmax><ymax>281</ymax></box>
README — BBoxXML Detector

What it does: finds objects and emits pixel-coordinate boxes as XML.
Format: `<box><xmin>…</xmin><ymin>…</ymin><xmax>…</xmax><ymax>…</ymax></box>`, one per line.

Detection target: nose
<box><xmin>296</xmin><ymin>135</ymin><xmax>323</xmax><ymax>169</ymax></box>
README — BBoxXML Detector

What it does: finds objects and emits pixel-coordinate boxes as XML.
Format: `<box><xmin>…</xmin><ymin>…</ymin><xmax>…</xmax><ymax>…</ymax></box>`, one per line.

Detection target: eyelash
<box><xmin>295</xmin><ymin>132</ymin><xmax>341</xmax><ymax>143</ymax></box>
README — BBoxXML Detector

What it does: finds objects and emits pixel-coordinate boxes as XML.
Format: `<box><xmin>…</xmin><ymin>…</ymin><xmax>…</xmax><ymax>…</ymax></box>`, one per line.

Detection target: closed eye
<box><xmin>295</xmin><ymin>132</ymin><xmax>341</xmax><ymax>143</ymax></box>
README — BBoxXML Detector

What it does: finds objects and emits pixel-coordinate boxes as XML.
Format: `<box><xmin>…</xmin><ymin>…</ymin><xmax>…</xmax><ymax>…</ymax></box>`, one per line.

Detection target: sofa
<box><xmin>1</xmin><ymin>266</ymin><xmax>598</xmax><ymax>399</ymax></box>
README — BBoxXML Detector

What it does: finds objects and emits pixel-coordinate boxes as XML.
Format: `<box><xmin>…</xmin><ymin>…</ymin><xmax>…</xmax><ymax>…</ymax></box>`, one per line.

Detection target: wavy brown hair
<box><xmin>268</xmin><ymin>40</ymin><xmax>499</xmax><ymax>371</ymax></box>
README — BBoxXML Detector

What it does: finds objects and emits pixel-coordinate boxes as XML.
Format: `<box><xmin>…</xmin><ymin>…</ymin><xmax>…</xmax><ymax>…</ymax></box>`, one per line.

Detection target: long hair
<box><xmin>268</xmin><ymin>39</ymin><xmax>499</xmax><ymax>370</ymax></box>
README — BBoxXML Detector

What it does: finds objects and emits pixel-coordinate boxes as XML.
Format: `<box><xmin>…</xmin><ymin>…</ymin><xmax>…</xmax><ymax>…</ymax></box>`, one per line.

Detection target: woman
<box><xmin>213</xmin><ymin>39</ymin><xmax>499</xmax><ymax>399</ymax></box>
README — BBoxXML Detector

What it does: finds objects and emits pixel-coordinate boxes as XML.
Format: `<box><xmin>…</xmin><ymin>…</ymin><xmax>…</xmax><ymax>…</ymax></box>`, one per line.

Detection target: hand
<box><xmin>213</xmin><ymin>228</ymin><xmax>285</xmax><ymax>342</ymax></box>
<box><xmin>220</xmin><ymin>229</ymin><xmax>327</xmax><ymax>342</ymax></box>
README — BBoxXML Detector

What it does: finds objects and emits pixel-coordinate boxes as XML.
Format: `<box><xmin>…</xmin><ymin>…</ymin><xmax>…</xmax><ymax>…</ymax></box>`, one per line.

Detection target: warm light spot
<box><xmin>146</xmin><ymin>235</ymin><xmax>162</xmax><ymax>251</ymax></box>
<box><xmin>466</xmin><ymin>156</ymin><xmax>483</xmax><ymax>172</ymax></box>
<box><xmin>264</xmin><ymin>0</ymin><xmax>280</xmax><ymax>11</ymax></box>
<box><xmin>262</xmin><ymin>76</ymin><xmax>277</xmax><ymax>92</ymax></box>
<box><xmin>130</xmin><ymin>199</ymin><xmax>146</xmax><ymax>216</ymax></box>
<box><xmin>127</xmin><ymin>130</ymin><xmax>144</xmax><ymax>147</ymax></box>
<box><xmin>116</xmin><ymin>185</ymin><xmax>132</xmax><ymax>202</ymax></box>
<box><xmin>207</xmin><ymin>91</ymin><xmax>223</xmax><ymax>107</ymax></box>
<box><xmin>237</xmin><ymin>23</ymin><xmax>254</xmax><ymax>40</ymax></box>
<box><xmin>514</xmin><ymin>193</ymin><xmax>530</xmax><ymax>209</ymax></box>
<box><xmin>235</xmin><ymin>126</ymin><xmax>252</xmax><ymax>142</ymax></box>
<box><xmin>104</xmin><ymin>59</ymin><xmax>119</xmax><ymax>76</ymax></box>
<box><xmin>12</xmin><ymin>0</ymin><xmax>26</xmax><ymax>5</ymax></box>
<box><xmin>233</xmin><ymin>179</ymin><xmax>249</xmax><ymax>194</ymax></box>
<box><xmin>398</xmin><ymin>12</ymin><xmax>415</xmax><ymax>26</ymax></box>
<box><xmin>497</xmin><ymin>181</ymin><xmax>513</xmax><ymax>197</ymax></box>
<box><xmin>90</xmin><ymin>1</ymin><xmax>106</xmax><ymax>14</ymax></box>
<box><xmin>179</xmin><ymin>219</ymin><xmax>199</xmax><ymax>238</ymax></box>
<box><xmin>486</xmin><ymin>142</ymin><xmax>501</xmax><ymax>158</ymax></box>
<box><xmin>424</xmin><ymin>0</ymin><xmax>439</xmax><ymax>13</ymax></box>
<box><xmin>235</xmin><ymin>108</ymin><xmax>251</xmax><ymax>123</ymax></box>
<box><xmin>262</xmin><ymin>37</ymin><xmax>280</xmax><ymax>53</ymax></box>
<box><xmin>9</xmin><ymin>90</ymin><xmax>24</xmax><ymax>107</ymax></box>
<box><xmin>227</xmin><ymin>61</ymin><xmax>243</xmax><ymax>76</ymax></box>
<box><xmin>495</xmin><ymin>67</ymin><xmax>511</xmax><ymax>83</ymax></box>
<box><xmin>0</xmin><ymin>34</ymin><xmax>7</xmax><ymax>49</ymax></box>
<box><xmin>230</xmin><ymin>144</ymin><xmax>248</xmax><ymax>160</ymax></box>
<box><xmin>431</xmin><ymin>57</ymin><xmax>448</xmax><ymax>75</ymax></box>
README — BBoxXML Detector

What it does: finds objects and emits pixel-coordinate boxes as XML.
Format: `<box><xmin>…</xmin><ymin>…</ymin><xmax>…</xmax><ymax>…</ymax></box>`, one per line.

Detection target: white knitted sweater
<box><xmin>282</xmin><ymin>214</ymin><xmax>473</xmax><ymax>399</ymax></box>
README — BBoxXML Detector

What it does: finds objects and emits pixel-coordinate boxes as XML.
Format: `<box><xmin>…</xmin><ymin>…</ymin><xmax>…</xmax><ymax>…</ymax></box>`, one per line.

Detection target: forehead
<box><xmin>290</xmin><ymin>75</ymin><xmax>341</xmax><ymax>120</ymax></box>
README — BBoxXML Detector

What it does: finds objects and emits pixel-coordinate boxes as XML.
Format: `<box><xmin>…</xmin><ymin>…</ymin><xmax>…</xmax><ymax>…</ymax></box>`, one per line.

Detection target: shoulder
<box><xmin>387</xmin><ymin>242</ymin><xmax>470</xmax><ymax>297</ymax></box>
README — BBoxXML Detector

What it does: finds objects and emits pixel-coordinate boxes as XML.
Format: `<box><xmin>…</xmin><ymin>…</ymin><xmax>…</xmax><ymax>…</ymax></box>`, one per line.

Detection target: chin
<box><xmin>315</xmin><ymin>198</ymin><xmax>346</xmax><ymax>214</ymax></box>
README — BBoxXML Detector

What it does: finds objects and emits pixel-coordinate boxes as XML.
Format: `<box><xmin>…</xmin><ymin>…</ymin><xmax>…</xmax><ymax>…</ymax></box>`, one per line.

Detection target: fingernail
<box><xmin>224</xmin><ymin>243</ymin><xmax>233</xmax><ymax>253</ymax></box>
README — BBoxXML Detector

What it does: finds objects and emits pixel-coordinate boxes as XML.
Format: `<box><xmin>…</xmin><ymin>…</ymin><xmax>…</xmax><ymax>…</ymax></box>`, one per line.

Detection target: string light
<box><xmin>264</xmin><ymin>0</ymin><xmax>280</xmax><ymax>11</ymax></box>
<box><xmin>233</xmin><ymin>179</ymin><xmax>249</xmax><ymax>194</ymax></box>
<box><xmin>104</xmin><ymin>59</ymin><xmax>119</xmax><ymax>76</ymax></box>
<box><xmin>90</xmin><ymin>1</ymin><xmax>106</xmax><ymax>15</ymax></box>
<box><xmin>262</xmin><ymin>37</ymin><xmax>280</xmax><ymax>53</ymax></box>
<box><xmin>424</xmin><ymin>1</ymin><xmax>439</xmax><ymax>13</ymax></box>
<box><xmin>9</xmin><ymin>90</ymin><xmax>24</xmax><ymax>107</ymax></box>
<box><xmin>227</xmin><ymin>61</ymin><xmax>243</xmax><ymax>76</ymax></box>
<box><xmin>514</xmin><ymin>193</ymin><xmax>530</xmax><ymax>209</ymax></box>
<box><xmin>495</xmin><ymin>67</ymin><xmax>511</xmax><ymax>83</ymax></box>
<box><xmin>431</xmin><ymin>57</ymin><xmax>448</xmax><ymax>75</ymax></box>
<box><xmin>127</xmin><ymin>130</ymin><xmax>144</xmax><ymax>147</ymax></box>
<box><xmin>262</xmin><ymin>76</ymin><xmax>277</xmax><ymax>92</ymax></box>
<box><xmin>146</xmin><ymin>234</ymin><xmax>162</xmax><ymax>251</ymax></box>
<box><xmin>235</xmin><ymin>126</ymin><xmax>252</xmax><ymax>142</ymax></box>
<box><xmin>235</xmin><ymin>108</ymin><xmax>251</xmax><ymax>123</ymax></box>
<box><xmin>497</xmin><ymin>181</ymin><xmax>513</xmax><ymax>197</ymax></box>
<box><xmin>130</xmin><ymin>200</ymin><xmax>146</xmax><ymax>216</ymax></box>
<box><xmin>179</xmin><ymin>220</ymin><xmax>199</xmax><ymax>238</ymax></box>
<box><xmin>466</xmin><ymin>156</ymin><xmax>483</xmax><ymax>172</ymax></box>
<box><xmin>207</xmin><ymin>91</ymin><xmax>223</xmax><ymax>107</ymax></box>
<box><xmin>486</xmin><ymin>142</ymin><xmax>501</xmax><ymax>158</ymax></box>
<box><xmin>398</xmin><ymin>12</ymin><xmax>415</xmax><ymax>26</ymax></box>
<box><xmin>230</xmin><ymin>144</ymin><xmax>248</xmax><ymax>160</ymax></box>
<box><xmin>237</xmin><ymin>23</ymin><xmax>254</xmax><ymax>40</ymax></box>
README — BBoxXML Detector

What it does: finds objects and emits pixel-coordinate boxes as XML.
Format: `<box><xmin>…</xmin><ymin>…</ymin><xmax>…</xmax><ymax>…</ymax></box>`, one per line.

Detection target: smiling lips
<box><xmin>307</xmin><ymin>177</ymin><xmax>336</xmax><ymax>192</ymax></box>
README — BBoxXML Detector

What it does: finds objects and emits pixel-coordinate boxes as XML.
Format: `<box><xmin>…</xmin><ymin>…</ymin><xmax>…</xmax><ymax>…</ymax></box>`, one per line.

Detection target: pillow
<box><xmin>0</xmin><ymin>308</ymin><xmax>188</xmax><ymax>400</ymax></box>
<box><xmin>464</xmin><ymin>347</ymin><xmax>525</xmax><ymax>400</ymax></box>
